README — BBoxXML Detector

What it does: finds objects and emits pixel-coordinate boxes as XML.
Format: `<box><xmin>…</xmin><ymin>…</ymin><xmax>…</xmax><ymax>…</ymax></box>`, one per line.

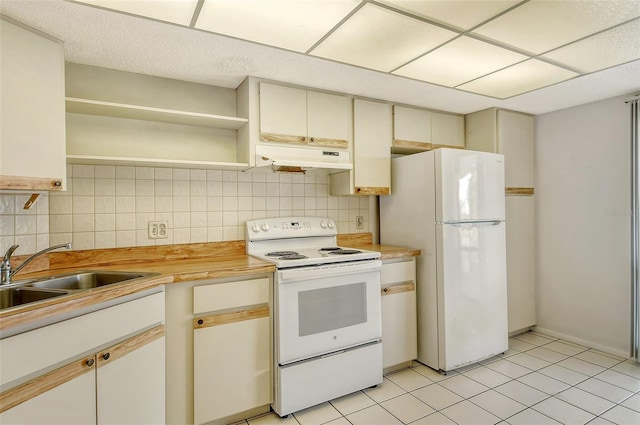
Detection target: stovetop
<box><xmin>246</xmin><ymin>217</ymin><xmax>380</xmax><ymax>268</ymax></box>
<box><xmin>250</xmin><ymin>245</ymin><xmax>380</xmax><ymax>268</ymax></box>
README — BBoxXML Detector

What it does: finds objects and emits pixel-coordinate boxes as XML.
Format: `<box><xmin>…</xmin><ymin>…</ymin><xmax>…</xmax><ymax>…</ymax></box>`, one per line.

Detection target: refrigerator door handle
<box><xmin>441</xmin><ymin>220</ymin><xmax>504</xmax><ymax>227</ymax></box>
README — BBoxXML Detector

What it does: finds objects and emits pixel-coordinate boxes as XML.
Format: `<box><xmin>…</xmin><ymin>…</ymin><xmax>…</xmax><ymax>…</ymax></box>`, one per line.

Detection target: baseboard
<box><xmin>533</xmin><ymin>326</ymin><xmax>630</xmax><ymax>359</ymax></box>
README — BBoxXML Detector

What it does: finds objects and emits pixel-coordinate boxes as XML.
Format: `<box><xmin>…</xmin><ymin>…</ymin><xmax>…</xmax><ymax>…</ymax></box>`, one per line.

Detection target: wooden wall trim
<box><xmin>97</xmin><ymin>325</ymin><xmax>164</xmax><ymax>368</ymax></box>
<box><xmin>194</xmin><ymin>305</ymin><xmax>269</xmax><ymax>329</ymax></box>
<box><xmin>0</xmin><ymin>356</ymin><xmax>95</xmax><ymax>413</ymax></box>
<box><xmin>337</xmin><ymin>233</ymin><xmax>373</xmax><ymax>246</ymax></box>
<box><xmin>381</xmin><ymin>281</ymin><xmax>415</xmax><ymax>296</ymax></box>
<box><xmin>307</xmin><ymin>137</ymin><xmax>348</xmax><ymax>149</ymax></box>
<box><xmin>0</xmin><ymin>175</ymin><xmax>64</xmax><ymax>191</ymax></box>
<box><xmin>505</xmin><ymin>187</ymin><xmax>535</xmax><ymax>195</ymax></box>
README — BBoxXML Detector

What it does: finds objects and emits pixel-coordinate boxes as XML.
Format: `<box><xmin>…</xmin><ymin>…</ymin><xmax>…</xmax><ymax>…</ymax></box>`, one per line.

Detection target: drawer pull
<box><xmin>198</xmin><ymin>319</ymin><xmax>204</xmax><ymax>325</ymax></box>
<box><xmin>102</xmin><ymin>353</ymin><xmax>110</xmax><ymax>361</ymax></box>
<box><xmin>86</xmin><ymin>358</ymin><xmax>95</xmax><ymax>367</ymax></box>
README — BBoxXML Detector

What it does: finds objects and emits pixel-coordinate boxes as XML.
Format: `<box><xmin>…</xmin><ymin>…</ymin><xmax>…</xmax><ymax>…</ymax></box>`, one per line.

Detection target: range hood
<box><xmin>254</xmin><ymin>144</ymin><xmax>352</xmax><ymax>173</ymax></box>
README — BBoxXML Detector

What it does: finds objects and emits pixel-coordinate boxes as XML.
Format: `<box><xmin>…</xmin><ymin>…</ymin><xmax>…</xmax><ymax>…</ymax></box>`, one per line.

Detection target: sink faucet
<box><xmin>1</xmin><ymin>243</ymin><xmax>72</xmax><ymax>285</ymax></box>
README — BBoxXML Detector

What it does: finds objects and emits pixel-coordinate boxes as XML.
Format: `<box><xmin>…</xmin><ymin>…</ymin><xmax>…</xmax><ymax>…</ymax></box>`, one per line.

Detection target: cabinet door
<box><xmin>96</xmin><ymin>327</ymin><xmax>165</xmax><ymax>425</ymax></box>
<box><xmin>431</xmin><ymin>112</ymin><xmax>465</xmax><ymax>148</ymax></box>
<box><xmin>353</xmin><ymin>99</ymin><xmax>392</xmax><ymax>195</ymax></box>
<box><xmin>393</xmin><ymin>106</ymin><xmax>432</xmax><ymax>144</ymax></box>
<box><xmin>465</xmin><ymin>108</ymin><xmax>498</xmax><ymax>153</ymax></box>
<box><xmin>259</xmin><ymin>83</ymin><xmax>307</xmax><ymax>143</ymax></box>
<box><xmin>193</xmin><ymin>309</ymin><xmax>271</xmax><ymax>425</ymax></box>
<box><xmin>381</xmin><ymin>260</ymin><xmax>417</xmax><ymax>369</ymax></box>
<box><xmin>307</xmin><ymin>91</ymin><xmax>350</xmax><ymax>147</ymax></box>
<box><xmin>0</xmin><ymin>18</ymin><xmax>66</xmax><ymax>191</ymax></box>
<box><xmin>0</xmin><ymin>358</ymin><xmax>96</xmax><ymax>425</ymax></box>
<box><xmin>505</xmin><ymin>196</ymin><xmax>536</xmax><ymax>333</ymax></box>
<box><xmin>497</xmin><ymin>110</ymin><xmax>535</xmax><ymax>188</ymax></box>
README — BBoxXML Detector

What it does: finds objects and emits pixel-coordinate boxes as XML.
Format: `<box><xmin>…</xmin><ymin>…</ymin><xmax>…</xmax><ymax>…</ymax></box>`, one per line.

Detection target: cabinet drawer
<box><xmin>381</xmin><ymin>259</ymin><xmax>416</xmax><ymax>286</ymax></box>
<box><xmin>193</xmin><ymin>278</ymin><xmax>269</xmax><ymax>314</ymax></box>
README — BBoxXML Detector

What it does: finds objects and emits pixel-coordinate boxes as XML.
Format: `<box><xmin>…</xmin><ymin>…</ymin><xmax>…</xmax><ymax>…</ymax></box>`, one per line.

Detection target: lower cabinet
<box><xmin>192</xmin><ymin>277</ymin><xmax>271</xmax><ymax>425</ymax></box>
<box><xmin>0</xmin><ymin>292</ymin><xmax>165</xmax><ymax>424</ymax></box>
<box><xmin>381</xmin><ymin>258</ymin><xmax>417</xmax><ymax>370</ymax></box>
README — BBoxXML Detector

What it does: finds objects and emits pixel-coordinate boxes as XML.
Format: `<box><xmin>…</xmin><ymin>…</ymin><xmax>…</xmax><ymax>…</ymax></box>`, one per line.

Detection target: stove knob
<box><xmin>320</xmin><ymin>220</ymin><xmax>327</xmax><ymax>229</ymax></box>
<box><xmin>261</xmin><ymin>223</ymin><xmax>270</xmax><ymax>232</ymax></box>
<box><xmin>251</xmin><ymin>224</ymin><xmax>260</xmax><ymax>233</ymax></box>
<box><xmin>327</xmin><ymin>221</ymin><xmax>335</xmax><ymax>229</ymax></box>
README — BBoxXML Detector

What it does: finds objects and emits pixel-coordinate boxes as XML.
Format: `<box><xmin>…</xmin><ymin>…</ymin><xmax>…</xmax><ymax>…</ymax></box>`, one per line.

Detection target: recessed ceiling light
<box><xmin>378</xmin><ymin>0</ymin><xmax>520</xmax><ymax>30</ymax></box>
<box><xmin>73</xmin><ymin>0</ymin><xmax>199</xmax><ymax>25</ymax></box>
<box><xmin>310</xmin><ymin>3</ymin><xmax>457</xmax><ymax>72</ymax></box>
<box><xmin>472</xmin><ymin>0</ymin><xmax>640</xmax><ymax>54</ymax></box>
<box><xmin>393</xmin><ymin>36</ymin><xmax>527</xmax><ymax>87</ymax></box>
<box><xmin>195</xmin><ymin>0</ymin><xmax>361</xmax><ymax>53</ymax></box>
<box><xmin>457</xmin><ymin>59</ymin><xmax>579</xmax><ymax>98</ymax></box>
<box><xmin>542</xmin><ymin>19</ymin><xmax>640</xmax><ymax>73</ymax></box>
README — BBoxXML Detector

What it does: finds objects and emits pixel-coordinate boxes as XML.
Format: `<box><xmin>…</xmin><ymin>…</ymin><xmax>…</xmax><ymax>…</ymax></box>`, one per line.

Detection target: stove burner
<box><xmin>279</xmin><ymin>254</ymin><xmax>308</xmax><ymax>260</ymax></box>
<box><xmin>328</xmin><ymin>249</ymin><xmax>362</xmax><ymax>255</ymax></box>
<box><xmin>319</xmin><ymin>247</ymin><xmax>342</xmax><ymax>251</ymax></box>
<box><xmin>266</xmin><ymin>251</ymin><xmax>299</xmax><ymax>257</ymax></box>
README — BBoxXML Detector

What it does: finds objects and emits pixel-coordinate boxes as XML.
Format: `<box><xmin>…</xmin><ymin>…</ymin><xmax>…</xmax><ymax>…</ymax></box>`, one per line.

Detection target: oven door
<box><xmin>275</xmin><ymin>260</ymin><xmax>382</xmax><ymax>365</ymax></box>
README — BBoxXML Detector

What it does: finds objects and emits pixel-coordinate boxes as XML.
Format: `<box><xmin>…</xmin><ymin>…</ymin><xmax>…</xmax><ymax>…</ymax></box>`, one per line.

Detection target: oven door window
<box><xmin>298</xmin><ymin>282</ymin><xmax>366</xmax><ymax>336</ymax></box>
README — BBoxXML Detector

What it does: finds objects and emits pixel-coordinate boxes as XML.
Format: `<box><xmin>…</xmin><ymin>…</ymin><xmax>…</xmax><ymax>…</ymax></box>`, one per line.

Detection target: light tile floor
<box><xmin>237</xmin><ymin>332</ymin><xmax>640</xmax><ymax>425</ymax></box>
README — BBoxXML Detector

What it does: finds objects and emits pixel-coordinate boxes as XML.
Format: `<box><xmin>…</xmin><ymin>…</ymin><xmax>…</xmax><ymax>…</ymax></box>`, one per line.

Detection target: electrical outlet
<box><xmin>356</xmin><ymin>216</ymin><xmax>364</xmax><ymax>229</ymax></box>
<box><xmin>148</xmin><ymin>221</ymin><xmax>168</xmax><ymax>239</ymax></box>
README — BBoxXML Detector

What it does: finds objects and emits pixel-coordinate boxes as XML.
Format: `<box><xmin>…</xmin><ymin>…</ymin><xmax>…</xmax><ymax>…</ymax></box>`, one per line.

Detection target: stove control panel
<box><xmin>246</xmin><ymin>217</ymin><xmax>337</xmax><ymax>240</ymax></box>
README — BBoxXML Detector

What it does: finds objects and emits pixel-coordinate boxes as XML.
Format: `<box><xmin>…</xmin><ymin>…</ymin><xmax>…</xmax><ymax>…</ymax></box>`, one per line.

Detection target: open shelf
<box><xmin>66</xmin><ymin>155</ymin><xmax>251</xmax><ymax>171</ymax></box>
<box><xmin>66</xmin><ymin>97</ymin><xmax>248</xmax><ymax>130</ymax></box>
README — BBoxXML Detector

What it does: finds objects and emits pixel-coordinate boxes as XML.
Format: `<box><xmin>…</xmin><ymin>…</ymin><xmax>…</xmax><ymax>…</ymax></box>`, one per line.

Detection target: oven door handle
<box><xmin>278</xmin><ymin>260</ymin><xmax>382</xmax><ymax>283</ymax></box>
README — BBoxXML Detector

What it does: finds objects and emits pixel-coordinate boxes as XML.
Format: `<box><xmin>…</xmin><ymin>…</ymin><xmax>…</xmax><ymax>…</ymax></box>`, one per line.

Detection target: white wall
<box><xmin>535</xmin><ymin>95</ymin><xmax>632</xmax><ymax>356</ymax></box>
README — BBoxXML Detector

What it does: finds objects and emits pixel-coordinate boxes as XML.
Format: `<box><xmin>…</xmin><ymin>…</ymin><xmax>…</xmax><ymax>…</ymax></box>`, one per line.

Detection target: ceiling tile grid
<box><xmin>66</xmin><ymin>0</ymin><xmax>640</xmax><ymax>99</ymax></box>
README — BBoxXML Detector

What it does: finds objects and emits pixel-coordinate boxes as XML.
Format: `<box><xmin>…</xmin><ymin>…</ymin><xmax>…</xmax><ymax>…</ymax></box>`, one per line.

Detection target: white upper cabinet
<box><xmin>465</xmin><ymin>108</ymin><xmax>535</xmax><ymax>188</ymax></box>
<box><xmin>0</xmin><ymin>18</ymin><xmax>66</xmax><ymax>191</ymax></box>
<box><xmin>259</xmin><ymin>82</ymin><xmax>351</xmax><ymax>149</ymax></box>
<box><xmin>332</xmin><ymin>99</ymin><xmax>392</xmax><ymax>195</ymax></box>
<box><xmin>393</xmin><ymin>106</ymin><xmax>464</xmax><ymax>153</ymax></box>
<box><xmin>431</xmin><ymin>113</ymin><xmax>465</xmax><ymax>148</ymax></box>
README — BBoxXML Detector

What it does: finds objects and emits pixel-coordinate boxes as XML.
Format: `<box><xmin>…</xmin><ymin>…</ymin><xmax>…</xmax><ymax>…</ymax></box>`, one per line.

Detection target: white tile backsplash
<box><xmin>1</xmin><ymin>166</ymin><xmax>370</xmax><ymax>254</ymax></box>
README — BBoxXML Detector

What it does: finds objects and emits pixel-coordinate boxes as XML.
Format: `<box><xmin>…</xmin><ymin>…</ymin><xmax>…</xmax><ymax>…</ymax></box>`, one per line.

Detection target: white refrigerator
<box><xmin>380</xmin><ymin>148</ymin><xmax>508</xmax><ymax>372</ymax></box>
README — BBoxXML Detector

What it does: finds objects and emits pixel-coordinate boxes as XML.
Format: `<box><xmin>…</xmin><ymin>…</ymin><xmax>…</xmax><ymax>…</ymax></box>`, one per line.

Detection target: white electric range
<box><xmin>246</xmin><ymin>217</ymin><xmax>383</xmax><ymax>417</ymax></box>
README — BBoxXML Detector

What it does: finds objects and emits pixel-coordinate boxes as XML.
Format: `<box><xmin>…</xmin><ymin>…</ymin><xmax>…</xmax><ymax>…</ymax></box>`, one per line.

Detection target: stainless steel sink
<box><xmin>27</xmin><ymin>271</ymin><xmax>157</xmax><ymax>291</ymax></box>
<box><xmin>0</xmin><ymin>271</ymin><xmax>158</xmax><ymax>311</ymax></box>
<box><xmin>0</xmin><ymin>287</ymin><xmax>68</xmax><ymax>309</ymax></box>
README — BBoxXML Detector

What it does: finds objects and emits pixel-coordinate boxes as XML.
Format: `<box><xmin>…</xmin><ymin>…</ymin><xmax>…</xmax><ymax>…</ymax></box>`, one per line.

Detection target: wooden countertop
<box><xmin>1</xmin><ymin>234</ymin><xmax>419</xmax><ymax>333</ymax></box>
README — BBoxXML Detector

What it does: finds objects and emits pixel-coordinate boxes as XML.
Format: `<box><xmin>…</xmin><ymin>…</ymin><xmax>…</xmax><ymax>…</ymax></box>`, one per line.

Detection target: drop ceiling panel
<box><xmin>542</xmin><ymin>19</ymin><xmax>640</xmax><ymax>73</ymax></box>
<box><xmin>310</xmin><ymin>3</ymin><xmax>457</xmax><ymax>72</ymax></box>
<box><xmin>472</xmin><ymin>0</ymin><xmax>640</xmax><ymax>54</ymax></box>
<box><xmin>458</xmin><ymin>59</ymin><xmax>579</xmax><ymax>99</ymax></box>
<box><xmin>73</xmin><ymin>0</ymin><xmax>199</xmax><ymax>25</ymax></box>
<box><xmin>195</xmin><ymin>0</ymin><xmax>361</xmax><ymax>53</ymax></box>
<box><xmin>393</xmin><ymin>36</ymin><xmax>528</xmax><ymax>87</ymax></box>
<box><xmin>378</xmin><ymin>0</ymin><xmax>521</xmax><ymax>30</ymax></box>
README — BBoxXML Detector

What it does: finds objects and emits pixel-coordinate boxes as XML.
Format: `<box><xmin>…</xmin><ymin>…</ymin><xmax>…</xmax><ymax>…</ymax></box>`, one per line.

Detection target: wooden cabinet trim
<box><xmin>0</xmin><ymin>175</ymin><xmax>64</xmax><ymax>191</ymax></box>
<box><xmin>381</xmin><ymin>281</ymin><xmax>415</xmax><ymax>296</ymax></box>
<box><xmin>505</xmin><ymin>187</ymin><xmax>534</xmax><ymax>195</ymax></box>
<box><xmin>356</xmin><ymin>186</ymin><xmax>390</xmax><ymax>195</ymax></box>
<box><xmin>96</xmin><ymin>325</ymin><xmax>164</xmax><ymax>369</ymax></box>
<box><xmin>194</xmin><ymin>305</ymin><xmax>269</xmax><ymax>329</ymax></box>
<box><xmin>260</xmin><ymin>132</ymin><xmax>347</xmax><ymax>149</ymax></box>
<box><xmin>260</xmin><ymin>132</ymin><xmax>306</xmax><ymax>145</ymax></box>
<box><xmin>392</xmin><ymin>139</ymin><xmax>464</xmax><ymax>152</ymax></box>
<box><xmin>0</xmin><ymin>356</ymin><xmax>95</xmax><ymax>413</ymax></box>
<box><xmin>308</xmin><ymin>137</ymin><xmax>348</xmax><ymax>149</ymax></box>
